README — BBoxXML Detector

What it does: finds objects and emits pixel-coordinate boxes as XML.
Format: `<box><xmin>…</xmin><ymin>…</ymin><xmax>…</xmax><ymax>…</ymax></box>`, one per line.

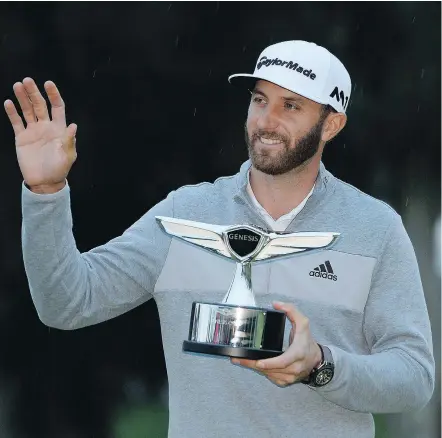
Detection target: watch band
<box><xmin>322</xmin><ymin>345</ymin><xmax>333</xmax><ymax>363</ymax></box>
<box><xmin>301</xmin><ymin>344</ymin><xmax>334</xmax><ymax>387</ymax></box>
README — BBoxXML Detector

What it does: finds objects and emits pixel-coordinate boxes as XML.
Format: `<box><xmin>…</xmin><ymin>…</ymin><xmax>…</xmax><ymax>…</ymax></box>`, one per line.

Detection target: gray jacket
<box><xmin>21</xmin><ymin>160</ymin><xmax>435</xmax><ymax>438</ymax></box>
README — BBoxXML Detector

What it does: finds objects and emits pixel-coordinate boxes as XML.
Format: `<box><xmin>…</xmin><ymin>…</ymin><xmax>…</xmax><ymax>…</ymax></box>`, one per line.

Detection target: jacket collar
<box><xmin>233</xmin><ymin>159</ymin><xmax>336</xmax><ymax>203</ymax></box>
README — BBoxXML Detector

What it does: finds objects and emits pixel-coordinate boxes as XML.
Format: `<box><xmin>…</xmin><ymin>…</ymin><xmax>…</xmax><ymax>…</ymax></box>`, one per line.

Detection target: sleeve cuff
<box><xmin>22</xmin><ymin>180</ymin><xmax>70</xmax><ymax>201</ymax></box>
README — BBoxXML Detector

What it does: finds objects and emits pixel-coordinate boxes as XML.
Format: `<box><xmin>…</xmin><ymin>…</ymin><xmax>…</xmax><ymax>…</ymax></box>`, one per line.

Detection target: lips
<box><xmin>255</xmin><ymin>135</ymin><xmax>287</xmax><ymax>148</ymax></box>
<box><xmin>259</xmin><ymin>136</ymin><xmax>284</xmax><ymax>145</ymax></box>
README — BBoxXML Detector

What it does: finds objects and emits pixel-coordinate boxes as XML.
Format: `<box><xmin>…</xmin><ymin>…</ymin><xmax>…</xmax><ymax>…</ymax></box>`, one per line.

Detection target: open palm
<box><xmin>4</xmin><ymin>78</ymin><xmax>77</xmax><ymax>188</ymax></box>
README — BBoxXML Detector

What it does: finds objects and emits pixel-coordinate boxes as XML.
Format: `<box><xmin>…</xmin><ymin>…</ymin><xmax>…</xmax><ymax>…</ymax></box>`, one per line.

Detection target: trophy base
<box><xmin>184</xmin><ymin>302</ymin><xmax>286</xmax><ymax>360</ymax></box>
<box><xmin>183</xmin><ymin>340</ymin><xmax>283</xmax><ymax>359</ymax></box>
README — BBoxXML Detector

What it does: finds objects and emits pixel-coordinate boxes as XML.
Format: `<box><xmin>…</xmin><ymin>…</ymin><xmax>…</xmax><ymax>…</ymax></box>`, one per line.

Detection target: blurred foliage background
<box><xmin>0</xmin><ymin>2</ymin><xmax>440</xmax><ymax>437</ymax></box>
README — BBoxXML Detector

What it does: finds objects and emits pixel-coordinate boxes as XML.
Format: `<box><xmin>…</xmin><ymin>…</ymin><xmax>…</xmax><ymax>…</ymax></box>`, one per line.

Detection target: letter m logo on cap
<box><xmin>330</xmin><ymin>86</ymin><xmax>349</xmax><ymax>110</ymax></box>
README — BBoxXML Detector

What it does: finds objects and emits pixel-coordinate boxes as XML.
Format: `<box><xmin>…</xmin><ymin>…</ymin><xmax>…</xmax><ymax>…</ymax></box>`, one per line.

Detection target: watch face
<box><xmin>315</xmin><ymin>368</ymin><xmax>334</xmax><ymax>386</ymax></box>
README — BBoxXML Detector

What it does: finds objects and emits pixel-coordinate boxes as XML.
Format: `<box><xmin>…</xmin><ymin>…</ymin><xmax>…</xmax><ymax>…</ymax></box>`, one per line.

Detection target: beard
<box><xmin>245</xmin><ymin>115</ymin><xmax>326</xmax><ymax>176</ymax></box>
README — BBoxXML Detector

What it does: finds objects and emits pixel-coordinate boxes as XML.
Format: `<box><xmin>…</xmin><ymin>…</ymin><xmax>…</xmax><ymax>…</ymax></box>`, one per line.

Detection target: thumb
<box><xmin>66</xmin><ymin>123</ymin><xmax>77</xmax><ymax>138</ymax></box>
<box><xmin>63</xmin><ymin>123</ymin><xmax>77</xmax><ymax>151</ymax></box>
<box><xmin>273</xmin><ymin>301</ymin><xmax>308</xmax><ymax>331</ymax></box>
<box><xmin>63</xmin><ymin>123</ymin><xmax>77</xmax><ymax>160</ymax></box>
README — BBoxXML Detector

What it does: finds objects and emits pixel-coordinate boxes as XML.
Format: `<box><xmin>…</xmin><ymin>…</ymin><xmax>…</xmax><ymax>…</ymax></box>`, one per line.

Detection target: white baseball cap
<box><xmin>228</xmin><ymin>40</ymin><xmax>352</xmax><ymax>114</ymax></box>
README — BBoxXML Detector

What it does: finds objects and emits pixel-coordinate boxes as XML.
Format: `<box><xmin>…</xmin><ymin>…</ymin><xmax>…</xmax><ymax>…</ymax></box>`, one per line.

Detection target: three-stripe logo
<box><xmin>309</xmin><ymin>260</ymin><xmax>337</xmax><ymax>281</ymax></box>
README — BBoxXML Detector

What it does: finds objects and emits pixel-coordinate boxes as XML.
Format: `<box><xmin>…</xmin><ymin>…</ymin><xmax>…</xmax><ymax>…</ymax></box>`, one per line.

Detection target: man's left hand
<box><xmin>231</xmin><ymin>301</ymin><xmax>322</xmax><ymax>387</ymax></box>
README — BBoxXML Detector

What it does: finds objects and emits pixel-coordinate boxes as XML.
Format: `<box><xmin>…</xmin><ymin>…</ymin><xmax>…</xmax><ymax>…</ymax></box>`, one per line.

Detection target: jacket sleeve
<box><xmin>21</xmin><ymin>182</ymin><xmax>173</xmax><ymax>330</ymax></box>
<box><xmin>313</xmin><ymin>213</ymin><xmax>435</xmax><ymax>413</ymax></box>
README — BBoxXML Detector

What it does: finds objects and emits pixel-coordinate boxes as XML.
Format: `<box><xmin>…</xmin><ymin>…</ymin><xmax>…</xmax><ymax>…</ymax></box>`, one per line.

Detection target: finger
<box><xmin>13</xmin><ymin>82</ymin><xmax>37</xmax><ymax>125</ymax></box>
<box><xmin>22</xmin><ymin>77</ymin><xmax>50</xmax><ymax>121</ymax></box>
<box><xmin>254</xmin><ymin>303</ymin><xmax>309</xmax><ymax>371</ymax></box>
<box><xmin>231</xmin><ymin>356</ymin><xmax>300</xmax><ymax>384</ymax></box>
<box><xmin>289</xmin><ymin>326</ymin><xmax>295</xmax><ymax>344</ymax></box>
<box><xmin>230</xmin><ymin>358</ymin><xmax>259</xmax><ymax>370</ymax></box>
<box><xmin>273</xmin><ymin>301</ymin><xmax>309</xmax><ymax>331</ymax></box>
<box><xmin>44</xmin><ymin>81</ymin><xmax>66</xmax><ymax>126</ymax></box>
<box><xmin>265</xmin><ymin>372</ymin><xmax>298</xmax><ymax>387</ymax></box>
<box><xmin>4</xmin><ymin>100</ymin><xmax>25</xmax><ymax>136</ymax></box>
<box><xmin>256</xmin><ymin>344</ymin><xmax>302</xmax><ymax>370</ymax></box>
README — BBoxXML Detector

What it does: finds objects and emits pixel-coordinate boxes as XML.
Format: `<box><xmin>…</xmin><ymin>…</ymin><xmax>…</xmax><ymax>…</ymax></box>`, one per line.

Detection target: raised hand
<box><xmin>4</xmin><ymin>77</ymin><xmax>77</xmax><ymax>193</ymax></box>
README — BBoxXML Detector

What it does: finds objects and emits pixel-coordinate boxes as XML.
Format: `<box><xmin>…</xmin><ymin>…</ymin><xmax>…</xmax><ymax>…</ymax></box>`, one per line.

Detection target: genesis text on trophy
<box><xmin>156</xmin><ymin>216</ymin><xmax>339</xmax><ymax>360</ymax></box>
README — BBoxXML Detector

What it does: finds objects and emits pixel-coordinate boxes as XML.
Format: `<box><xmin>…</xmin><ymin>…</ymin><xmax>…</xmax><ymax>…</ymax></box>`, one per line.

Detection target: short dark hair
<box><xmin>321</xmin><ymin>104</ymin><xmax>337</xmax><ymax>118</ymax></box>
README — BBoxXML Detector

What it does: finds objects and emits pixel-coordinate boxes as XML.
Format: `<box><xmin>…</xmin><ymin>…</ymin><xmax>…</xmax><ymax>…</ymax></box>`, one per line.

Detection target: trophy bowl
<box><xmin>183</xmin><ymin>301</ymin><xmax>287</xmax><ymax>359</ymax></box>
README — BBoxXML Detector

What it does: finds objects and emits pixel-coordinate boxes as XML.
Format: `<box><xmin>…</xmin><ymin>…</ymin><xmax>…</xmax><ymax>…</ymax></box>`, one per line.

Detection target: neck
<box><xmin>249</xmin><ymin>156</ymin><xmax>320</xmax><ymax>220</ymax></box>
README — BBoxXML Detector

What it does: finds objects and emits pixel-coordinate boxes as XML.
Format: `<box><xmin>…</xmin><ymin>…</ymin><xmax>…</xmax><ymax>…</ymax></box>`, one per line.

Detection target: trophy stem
<box><xmin>221</xmin><ymin>262</ymin><xmax>256</xmax><ymax>306</ymax></box>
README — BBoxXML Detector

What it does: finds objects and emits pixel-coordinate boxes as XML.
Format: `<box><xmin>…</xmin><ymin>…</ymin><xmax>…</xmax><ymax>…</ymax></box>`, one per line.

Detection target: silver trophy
<box><xmin>156</xmin><ymin>216</ymin><xmax>339</xmax><ymax>359</ymax></box>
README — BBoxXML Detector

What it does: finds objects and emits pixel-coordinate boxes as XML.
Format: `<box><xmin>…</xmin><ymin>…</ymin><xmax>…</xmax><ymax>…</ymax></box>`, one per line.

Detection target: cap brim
<box><xmin>227</xmin><ymin>73</ymin><xmax>260</xmax><ymax>93</ymax></box>
<box><xmin>228</xmin><ymin>73</ymin><xmax>330</xmax><ymax>108</ymax></box>
<box><xmin>228</xmin><ymin>73</ymin><xmax>261</xmax><ymax>88</ymax></box>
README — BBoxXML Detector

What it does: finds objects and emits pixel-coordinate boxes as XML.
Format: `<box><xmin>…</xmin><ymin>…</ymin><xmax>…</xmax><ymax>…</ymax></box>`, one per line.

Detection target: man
<box><xmin>4</xmin><ymin>40</ymin><xmax>435</xmax><ymax>438</ymax></box>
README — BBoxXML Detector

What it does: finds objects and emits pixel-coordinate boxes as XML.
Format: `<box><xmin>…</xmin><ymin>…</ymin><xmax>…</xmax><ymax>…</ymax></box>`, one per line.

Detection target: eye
<box><xmin>250</xmin><ymin>91</ymin><xmax>267</xmax><ymax>105</ymax></box>
<box><xmin>284</xmin><ymin>101</ymin><xmax>299</xmax><ymax>111</ymax></box>
<box><xmin>252</xmin><ymin>95</ymin><xmax>266</xmax><ymax>105</ymax></box>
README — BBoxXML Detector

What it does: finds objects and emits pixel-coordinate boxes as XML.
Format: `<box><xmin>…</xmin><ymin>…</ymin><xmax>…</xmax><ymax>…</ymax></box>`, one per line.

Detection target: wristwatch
<box><xmin>302</xmin><ymin>344</ymin><xmax>334</xmax><ymax>387</ymax></box>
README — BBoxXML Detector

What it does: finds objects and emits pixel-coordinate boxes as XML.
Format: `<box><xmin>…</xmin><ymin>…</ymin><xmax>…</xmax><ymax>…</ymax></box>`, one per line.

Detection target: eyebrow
<box><xmin>252</xmin><ymin>87</ymin><xmax>305</xmax><ymax>104</ymax></box>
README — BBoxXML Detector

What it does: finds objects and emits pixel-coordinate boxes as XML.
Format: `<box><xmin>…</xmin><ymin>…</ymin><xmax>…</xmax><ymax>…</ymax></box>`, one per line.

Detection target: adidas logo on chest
<box><xmin>309</xmin><ymin>260</ymin><xmax>337</xmax><ymax>281</ymax></box>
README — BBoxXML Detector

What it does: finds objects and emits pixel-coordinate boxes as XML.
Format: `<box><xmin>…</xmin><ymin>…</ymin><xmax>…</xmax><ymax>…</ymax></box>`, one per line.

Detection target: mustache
<box><xmin>250</xmin><ymin>130</ymin><xmax>289</xmax><ymax>144</ymax></box>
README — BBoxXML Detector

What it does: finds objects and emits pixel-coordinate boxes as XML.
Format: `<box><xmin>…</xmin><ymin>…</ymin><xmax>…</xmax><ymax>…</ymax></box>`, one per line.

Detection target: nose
<box><xmin>256</xmin><ymin>106</ymin><xmax>279</xmax><ymax>131</ymax></box>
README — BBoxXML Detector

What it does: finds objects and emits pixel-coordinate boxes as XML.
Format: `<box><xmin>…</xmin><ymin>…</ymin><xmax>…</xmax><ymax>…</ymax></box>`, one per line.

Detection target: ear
<box><xmin>321</xmin><ymin>113</ymin><xmax>347</xmax><ymax>143</ymax></box>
